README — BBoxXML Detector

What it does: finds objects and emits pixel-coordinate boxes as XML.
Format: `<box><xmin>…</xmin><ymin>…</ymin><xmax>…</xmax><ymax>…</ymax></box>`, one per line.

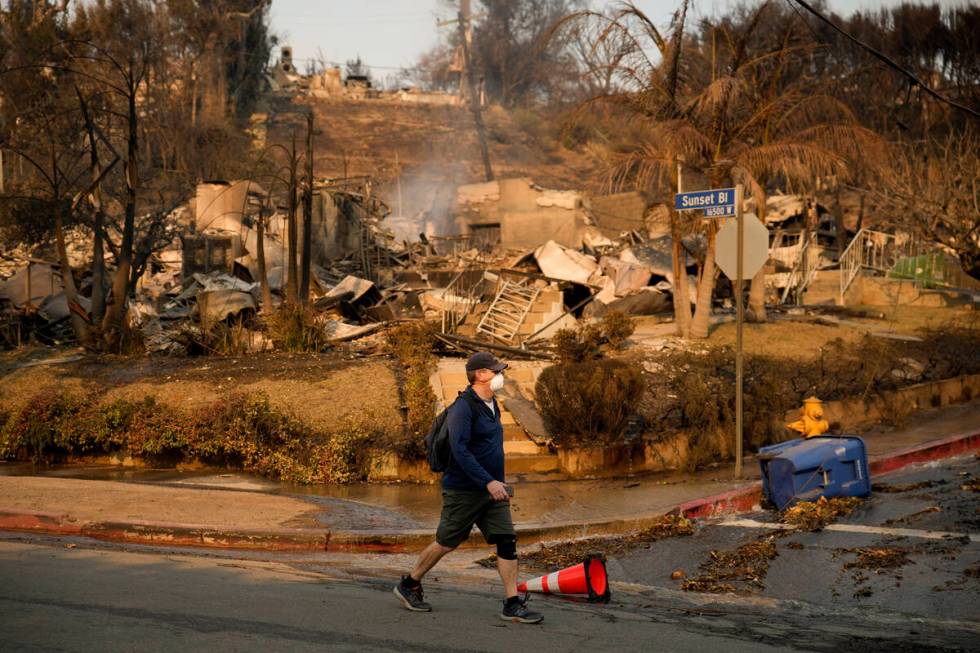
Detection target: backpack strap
<box><xmin>457</xmin><ymin>388</ymin><xmax>486</xmax><ymax>422</ymax></box>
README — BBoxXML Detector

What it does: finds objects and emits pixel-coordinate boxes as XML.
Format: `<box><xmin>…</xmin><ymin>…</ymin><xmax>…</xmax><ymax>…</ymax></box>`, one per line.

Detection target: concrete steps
<box><xmin>503</xmin><ymin>423</ymin><xmax>548</xmax><ymax>454</ymax></box>
<box><xmin>802</xmin><ymin>270</ymin><xmax>841</xmax><ymax>305</ymax></box>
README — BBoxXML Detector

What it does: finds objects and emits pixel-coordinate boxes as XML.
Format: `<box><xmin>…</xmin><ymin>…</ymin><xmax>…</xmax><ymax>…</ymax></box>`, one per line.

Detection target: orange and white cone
<box><xmin>517</xmin><ymin>554</ymin><xmax>610</xmax><ymax>603</ymax></box>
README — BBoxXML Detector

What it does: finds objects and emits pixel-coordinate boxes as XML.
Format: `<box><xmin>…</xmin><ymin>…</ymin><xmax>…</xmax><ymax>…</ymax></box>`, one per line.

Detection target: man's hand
<box><xmin>486</xmin><ymin>480</ymin><xmax>509</xmax><ymax>502</ymax></box>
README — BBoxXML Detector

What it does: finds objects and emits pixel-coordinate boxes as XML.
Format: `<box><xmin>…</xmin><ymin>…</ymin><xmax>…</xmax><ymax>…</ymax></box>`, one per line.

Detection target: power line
<box><xmin>787</xmin><ymin>0</ymin><xmax>979</xmax><ymax>120</ymax></box>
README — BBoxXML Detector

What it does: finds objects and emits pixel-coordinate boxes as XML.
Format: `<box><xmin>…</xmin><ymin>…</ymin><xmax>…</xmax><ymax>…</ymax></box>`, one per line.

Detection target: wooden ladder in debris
<box><xmin>475</xmin><ymin>281</ymin><xmax>540</xmax><ymax>344</ymax></box>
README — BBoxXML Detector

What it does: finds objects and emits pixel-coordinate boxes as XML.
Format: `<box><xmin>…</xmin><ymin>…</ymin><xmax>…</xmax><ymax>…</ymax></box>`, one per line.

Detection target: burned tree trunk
<box><xmin>102</xmin><ymin>75</ymin><xmax>140</xmax><ymax>350</ymax></box>
<box><xmin>256</xmin><ymin>203</ymin><xmax>273</xmax><ymax>310</ymax></box>
<box><xmin>286</xmin><ymin>129</ymin><xmax>299</xmax><ymax>305</ymax></box>
<box><xmin>747</xmin><ymin>196</ymin><xmax>768</xmax><ymax>323</ymax></box>
<box><xmin>690</xmin><ymin>220</ymin><xmax>717</xmax><ymax>338</ymax></box>
<box><xmin>299</xmin><ymin>111</ymin><xmax>314</xmax><ymax>305</ymax></box>
<box><xmin>670</xmin><ymin>157</ymin><xmax>692</xmax><ymax>337</ymax></box>
<box><xmin>78</xmin><ymin>90</ymin><xmax>108</xmax><ymax>327</ymax></box>
<box><xmin>670</xmin><ymin>209</ymin><xmax>692</xmax><ymax>338</ymax></box>
<box><xmin>53</xmin><ymin>197</ymin><xmax>89</xmax><ymax>343</ymax></box>
<box><xmin>90</xmin><ymin>208</ymin><xmax>106</xmax><ymax>325</ymax></box>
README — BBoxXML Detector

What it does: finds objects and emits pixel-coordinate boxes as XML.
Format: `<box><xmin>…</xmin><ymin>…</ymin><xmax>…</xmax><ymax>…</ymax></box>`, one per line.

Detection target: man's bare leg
<box><xmin>496</xmin><ymin>557</ymin><xmax>518</xmax><ymax>598</ymax></box>
<box><xmin>409</xmin><ymin>541</ymin><xmax>455</xmax><ymax>581</ymax></box>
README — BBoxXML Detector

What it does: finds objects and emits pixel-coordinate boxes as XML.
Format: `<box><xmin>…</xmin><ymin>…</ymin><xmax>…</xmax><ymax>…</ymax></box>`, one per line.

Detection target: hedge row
<box><xmin>0</xmin><ymin>391</ymin><xmax>377</xmax><ymax>483</ymax></box>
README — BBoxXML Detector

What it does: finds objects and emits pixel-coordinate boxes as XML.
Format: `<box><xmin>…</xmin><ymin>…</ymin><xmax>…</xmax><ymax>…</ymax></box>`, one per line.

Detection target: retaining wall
<box><xmin>554</xmin><ymin>373</ymin><xmax>980</xmax><ymax>479</ymax></box>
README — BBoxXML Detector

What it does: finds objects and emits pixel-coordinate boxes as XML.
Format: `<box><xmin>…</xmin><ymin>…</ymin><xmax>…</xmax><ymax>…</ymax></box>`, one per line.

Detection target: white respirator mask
<box><xmin>490</xmin><ymin>372</ymin><xmax>505</xmax><ymax>392</ymax></box>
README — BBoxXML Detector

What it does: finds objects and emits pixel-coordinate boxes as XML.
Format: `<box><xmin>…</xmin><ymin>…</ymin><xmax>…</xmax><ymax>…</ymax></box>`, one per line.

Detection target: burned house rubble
<box><xmin>1</xmin><ymin>173</ymin><xmax>970</xmax><ymax>354</ymax></box>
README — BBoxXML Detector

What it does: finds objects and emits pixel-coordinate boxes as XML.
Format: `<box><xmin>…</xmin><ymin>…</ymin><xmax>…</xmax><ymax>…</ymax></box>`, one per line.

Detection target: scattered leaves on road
<box><xmin>781</xmin><ymin>496</ymin><xmax>864</xmax><ymax>531</ymax></box>
<box><xmin>960</xmin><ymin>479</ymin><xmax>980</xmax><ymax>493</ymax></box>
<box><xmin>843</xmin><ymin>547</ymin><xmax>915</xmax><ymax>571</ymax></box>
<box><xmin>839</xmin><ymin>545</ymin><xmax>918</xmax><ymax>598</ymax></box>
<box><xmin>681</xmin><ymin>536</ymin><xmax>779</xmax><ymax>595</ymax></box>
<box><xmin>883</xmin><ymin>505</ymin><xmax>942</xmax><ymax>526</ymax></box>
<box><xmin>475</xmin><ymin>514</ymin><xmax>694</xmax><ymax>572</ymax></box>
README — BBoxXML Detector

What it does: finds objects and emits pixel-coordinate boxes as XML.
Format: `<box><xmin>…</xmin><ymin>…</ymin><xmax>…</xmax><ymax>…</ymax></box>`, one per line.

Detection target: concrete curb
<box><xmin>0</xmin><ymin>512</ymin><xmax>329</xmax><ymax>552</ymax></box>
<box><xmin>670</xmin><ymin>483</ymin><xmax>763</xmax><ymax>520</ymax></box>
<box><xmin>868</xmin><ymin>430</ymin><xmax>980</xmax><ymax>476</ymax></box>
<box><xmin>668</xmin><ymin>428</ymin><xmax>980</xmax><ymax>522</ymax></box>
<box><xmin>2</xmin><ymin>430</ymin><xmax>977</xmax><ymax>553</ymax></box>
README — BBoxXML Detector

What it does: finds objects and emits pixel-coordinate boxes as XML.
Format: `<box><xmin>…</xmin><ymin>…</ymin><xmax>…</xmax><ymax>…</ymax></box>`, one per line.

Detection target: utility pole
<box><xmin>459</xmin><ymin>0</ymin><xmax>473</xmax><ymax>102</ymax></box>
<box><xmin>459</xmin><ymin>1</ymin><xmax>493</xmax><ymax>181</ymax></box>
<box><xmin>300</xmin><ymin>110</ymin><xmax>314</xmax><ymax>306</ymax></box>
<box><xmin>440</xmin><ymin>1</ymin><xmax>493</xmax><ymax>181</ymax></box>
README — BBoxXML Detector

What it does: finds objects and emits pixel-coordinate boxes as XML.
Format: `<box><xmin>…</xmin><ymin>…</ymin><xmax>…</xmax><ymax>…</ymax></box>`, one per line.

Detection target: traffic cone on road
<box><xmin>517</xmin><ymin>554</ymin><xmax>610</xmax><ymax>603</ymax></box>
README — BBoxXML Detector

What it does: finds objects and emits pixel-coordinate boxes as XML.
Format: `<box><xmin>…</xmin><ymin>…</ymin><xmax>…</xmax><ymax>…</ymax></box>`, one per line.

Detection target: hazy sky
<box><xmin>269</xmin><ymin>0</ymin><xmax>965</xmax><ymax>80</ymax></box>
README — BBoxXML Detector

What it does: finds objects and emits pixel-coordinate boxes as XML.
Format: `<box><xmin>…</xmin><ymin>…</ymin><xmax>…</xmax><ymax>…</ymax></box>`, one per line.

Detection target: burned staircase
<box><xmin>475</xmin><ymin>280</ymin><xmax>540</xmax><ymax>344</ymax></box>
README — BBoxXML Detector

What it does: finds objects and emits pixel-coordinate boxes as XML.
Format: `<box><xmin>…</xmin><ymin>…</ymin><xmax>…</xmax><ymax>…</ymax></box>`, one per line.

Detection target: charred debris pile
<box><xmin>0</xmin><ymin>176</ymin><xmax>694</xmax><ymax>357</ymax></box>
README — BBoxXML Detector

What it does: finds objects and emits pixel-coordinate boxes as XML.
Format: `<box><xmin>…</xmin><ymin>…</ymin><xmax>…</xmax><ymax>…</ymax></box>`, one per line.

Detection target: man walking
<box><xmin>393</xmin><ymin>351</ymin><xmax>543</xmax><ymax>624</ymax></box>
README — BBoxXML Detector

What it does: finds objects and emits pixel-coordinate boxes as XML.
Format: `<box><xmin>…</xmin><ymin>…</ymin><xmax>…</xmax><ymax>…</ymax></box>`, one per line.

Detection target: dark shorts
<box><xmin>435</xmin><ymin>488</ymin><xmax>515</xmax><ymax>549</ymax></box>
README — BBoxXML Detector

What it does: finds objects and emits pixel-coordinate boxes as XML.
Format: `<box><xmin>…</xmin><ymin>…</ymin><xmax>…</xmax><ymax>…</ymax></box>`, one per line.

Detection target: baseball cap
<box><xmin>465</xmin><ymin>351</ymin><xmax>508</xmax><ymax>372</ymax></box>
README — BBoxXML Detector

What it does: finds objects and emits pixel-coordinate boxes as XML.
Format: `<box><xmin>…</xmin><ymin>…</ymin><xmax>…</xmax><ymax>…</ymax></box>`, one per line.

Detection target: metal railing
<box><xmin>440</xmin><ymin>270</ymin><xmax>487</xmax><ymax>334</ymax></box>
<box><xmin>838</xmin><ymin>229</ymin><xmax>914</xmax><ymax>303</ymax></box>
<box><xmin>780</xmin><ymin>231</ymin><xmax>819</xmax><ymax>305</ymax></box>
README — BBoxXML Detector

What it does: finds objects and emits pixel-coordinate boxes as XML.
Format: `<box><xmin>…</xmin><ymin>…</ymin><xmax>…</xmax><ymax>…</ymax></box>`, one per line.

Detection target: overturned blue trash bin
<box><xmin>757</xmin><ymin>436</ymin><xmax>871</xmax><ymax>510</ymax></box>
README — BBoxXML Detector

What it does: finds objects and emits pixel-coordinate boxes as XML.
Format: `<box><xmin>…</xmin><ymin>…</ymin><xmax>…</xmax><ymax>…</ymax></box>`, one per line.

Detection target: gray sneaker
<box><xmin>393</xmin><ymin>576</ymin><xmax>432</xmax><ymax>612</ymax></box>
<box><xmin>501</xmin><ymin>596</ymin><xmax>543</xmax><ymax>624</ymax></box>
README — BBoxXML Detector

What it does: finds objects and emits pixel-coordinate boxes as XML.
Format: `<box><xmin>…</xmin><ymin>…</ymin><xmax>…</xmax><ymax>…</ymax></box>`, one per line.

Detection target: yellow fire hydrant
<box><xmin>786</xmin><ymin>396</ymin><xmax>830</xmax><ymax>437</ymax></box>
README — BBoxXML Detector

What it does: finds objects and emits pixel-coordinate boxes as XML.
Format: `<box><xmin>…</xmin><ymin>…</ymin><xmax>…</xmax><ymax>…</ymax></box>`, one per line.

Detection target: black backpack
<box><xmin>424</xmin><ymin>391</ymin><xmax>483</xmax><ymax>473</ymax></box>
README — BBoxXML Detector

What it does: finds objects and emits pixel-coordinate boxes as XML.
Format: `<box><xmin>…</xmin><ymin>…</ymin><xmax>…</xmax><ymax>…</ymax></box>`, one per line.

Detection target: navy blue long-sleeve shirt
<box><xmin>442</xmin><ymin>387</ymin><xmax>504</xmax><ymax>490</ymax></box>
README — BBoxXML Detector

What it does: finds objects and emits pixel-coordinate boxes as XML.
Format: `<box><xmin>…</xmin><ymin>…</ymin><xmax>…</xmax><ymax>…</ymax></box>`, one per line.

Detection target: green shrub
<box><xmin>321</xmin><ymin>417</ymin><xmax>375</xmax><ymax>483</ymax></box>
<box><xmin>552</xmin><ymin>312</ymin><xmax>635</xmax><ymax>362</ymax></box>
<box><xmin>0</xmin><ymin>391</ymin><xmax>87</xmax><ymax>462</ymax></box>
<box><xmin>552</xmin><ymin>324</ymin><xmax>601</xmax><ymax>363</ymax></box>
<box><xmin>600</xmin><ymin>312</ymin><xmax>635</xmax><ymax>350</ymax></box>
<box><xmin>385</xmin><ymin>321</ymin><xmax>435</xmax><ymax>366</ymax></box>
<box><xmin>536</xmin><ymin>359</ymin><xmax>644</xmax><ymax>448</ymax></box>
<box><xmin>265</xmin><ymin>304</ymin><xmax>332</xmax><ymax>353</ymax></box>
<box><xmin>0</xmin><ymin>390</ymin><xmax>384</xmax><ymax>484</ymax></box>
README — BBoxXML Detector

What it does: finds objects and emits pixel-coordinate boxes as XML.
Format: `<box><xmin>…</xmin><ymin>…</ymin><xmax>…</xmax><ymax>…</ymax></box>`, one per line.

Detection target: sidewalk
<box><xmin>0</xmin><ymin>401</ymin><xmax>977</xmax><ymax>552</ymax></box>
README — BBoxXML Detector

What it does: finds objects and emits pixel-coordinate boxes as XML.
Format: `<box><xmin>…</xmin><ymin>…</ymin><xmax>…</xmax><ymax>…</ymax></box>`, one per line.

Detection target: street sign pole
<box><xmin>675</xmin><ymin>182</ymin><xmax>759</xmax><ymax>479</ymax></box>
<box><xmin>735</xmin><ymin>184</ymin><xmax>744</xmax><ymax>479</ymax></box>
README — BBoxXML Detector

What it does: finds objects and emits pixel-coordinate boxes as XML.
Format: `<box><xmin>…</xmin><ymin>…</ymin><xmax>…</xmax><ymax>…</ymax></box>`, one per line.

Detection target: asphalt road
<box><xmin>0</xmin><ymin>537</ymin><xmax>799</xmax><ymax>653</ymax></box>
<box><xmin>0</xmin><ymin>456</ymin><xmax>977</xmax><ymax>652</ymax></box>
<box><xmin>609</xmin><ymin>454</ymin><xmax>980</xmax><ymax>652</ymax></box>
